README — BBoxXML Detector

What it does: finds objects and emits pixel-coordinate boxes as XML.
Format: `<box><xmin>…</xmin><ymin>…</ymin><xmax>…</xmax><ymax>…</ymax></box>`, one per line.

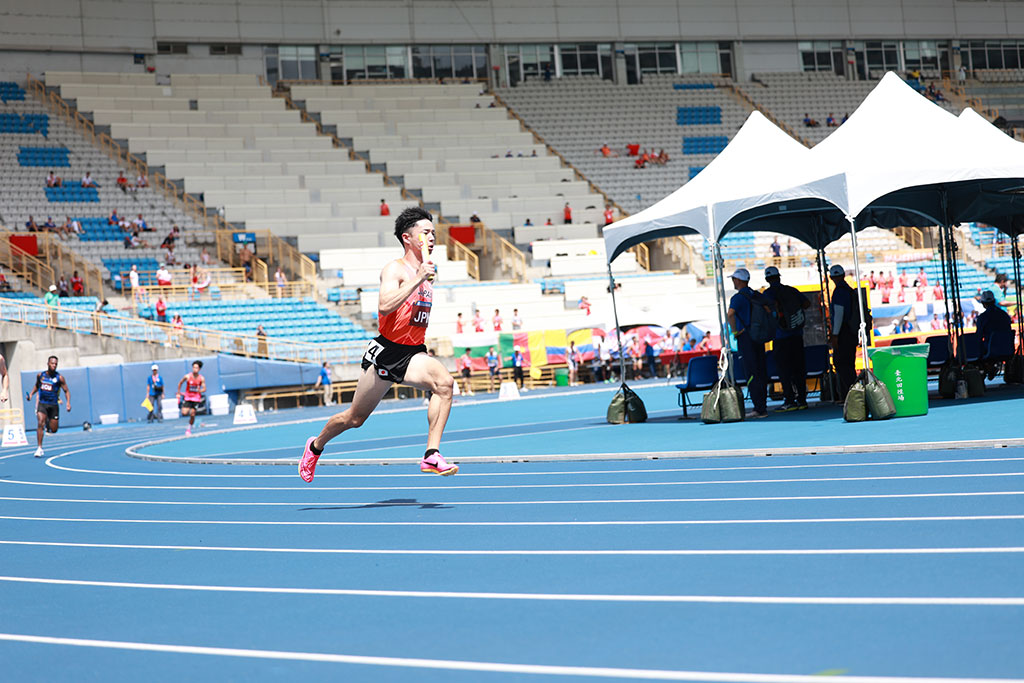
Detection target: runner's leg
<box><xmin>35</xmin><ymin>411</ymin><xmax>45</xmax><ymax>447</ymax></box>
<box><xmin>312</xmin><ymin>366</ymin><xmax>393</xmax><ymax>451</ymax></box>
<box><xmin>403</xmin><ymin>353</ymin><xmax>454</xmax><ymax>451</ymax></box>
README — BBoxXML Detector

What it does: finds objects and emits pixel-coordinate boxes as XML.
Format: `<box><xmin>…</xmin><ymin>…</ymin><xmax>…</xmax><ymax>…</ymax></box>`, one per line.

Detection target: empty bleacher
<box><xmin>293</xmin><ymin>82</ymin><xmax>610</xmax><ymax>232</ymax></box>
<box><xmin>497</xmin><ymin>74</ymin><xmax>750</xmax><ymax>214</ymax></box>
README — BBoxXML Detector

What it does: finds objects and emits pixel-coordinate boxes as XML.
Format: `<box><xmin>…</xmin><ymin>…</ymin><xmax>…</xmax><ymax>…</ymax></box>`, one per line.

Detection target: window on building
<box><xmin>411</xmin><ymin>45</ymin><xmax>487</xmax><ymax>80</ymax></box>
<box><xmin>679</xmin><ymin>42</ymin><xmax>723</xmax><ymax>74</ymax></box>
<box><xmin>157</xmin><ymin>42</ymin><xmax>188</xmax><ymax>55</ymax></box>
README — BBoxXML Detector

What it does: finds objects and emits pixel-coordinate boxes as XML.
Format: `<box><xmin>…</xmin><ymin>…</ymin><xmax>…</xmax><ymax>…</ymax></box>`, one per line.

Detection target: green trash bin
<box><xmin>868</xmin><ymin>344</ymin><xmax>930</xmax><ymax>417</ymax></box>
<box><xmin>554</xmin><ymin>368</ymin><xmax>569</xmax><ymax>386</ymax></box>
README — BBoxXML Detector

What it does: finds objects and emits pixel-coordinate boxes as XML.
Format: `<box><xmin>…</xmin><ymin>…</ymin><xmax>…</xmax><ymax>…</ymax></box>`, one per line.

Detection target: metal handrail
<box><xmin>213</xmin><ymin>229</ymin><xmax>316</xmax><ymax>284</ymax></box>
<box><xmin>0</xmin><ymin>296</ymin><xmax>364</xmax><ymax>365</ymax></box>
<box><xmin>434</xmin><ymin>223</ymin><xmax>481</xmax><ymax>280</ymax></box>
<box><xmin>729</xmin><ymin>83</ymin><xmax>812</xmax><ymax>147</ymax></box>
<box><xmin>0</xmin><ymin>231</ymin><xmax>104</xmax><ymax>297</ymax></box>
<box><xmin>0</xmin><ymin>239</ymin><xmax>56</xmax><ymax>292</ymax></box>
<box><xmin>474</xmin><ymin>222</ymin><xmax>528</xmax><ymax>282</ymax></box>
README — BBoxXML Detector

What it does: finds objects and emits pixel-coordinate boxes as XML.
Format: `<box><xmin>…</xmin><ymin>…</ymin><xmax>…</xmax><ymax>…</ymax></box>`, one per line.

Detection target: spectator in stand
<box><xmin>70</xmin><ymin>271</ymin><xmax>83</xmax><ymax>296</ymax></box>
<box><xmin>130</xmin><ymin>231</ymin><xmax>150</xmax><ymax>249</ymax></box>
<box><xmin>81</xmin><ymin>171</ymin><xmax>95</xmax><ymax>187</ymax></box>
<box><xmin>869</xmin><ymin>270</ymin><xmax>878</xmax><ymax>289</ymax></box>
<box><xmin>238</xmin><ymin>243</ymin><xmax>253</xmax><ymax>281</ymax></box>
<box><xmin>57</xmin><ymin>274</ymin><xmax>70</xmax><ymax>297</ymax></box>
<box><xmin>45</xmin><ymin>171</ymin><xmax>62</xmax><ymax>187</ymax></box>
<box><xmin>156</xmin><ymin>264</ymin><xmax>172</xmax><ymax>287</ymax></box>
<box><xmin>770</xmin><ymin>236</ymin><xmax>782</xmax><ymax>267</ymax></box>
<box><xmin>171</xmin><ymin>314</ymin><xmax>184</xmax><ymax>342</ymax></box>
<box><xmin>44</xmin><ymin>284</ymin><xmax>59</xmax><ymax>326</ymax></box>
<box><xmin>696</xmin><ymin>332</ymin><xmax>712</xmax><ymax>351</ymax></box>
<box><xmin>545</xmin><ymin>218</ymin><xmax>553</xmax><ymax>226</ymax></box>
<box><xmin>275</xmin><ymin>266</ymin><xmax>286</xmax><ymax>297</ymax></box>
<box><xmin>160</xmin><ymin>225</ymin><xmax>179</xmax><ymax>249</ymax></box>
<box><xmin>598</xmin><ymin>143</ymin><xmax>618</xmax><ymax>157</ymax></box>
<box><xmin>43</xmin><ymin>216</ymin><xmax>57</xmax><ymax>233</ymax></box>
<box><xmin>626</xmin><ymin>143</ymin><xmax>640</xmax><ymax>156</ymax></box>
<box><xmin>958</xmin><ymin>64</ymin><xmax>967</xmax><ymax>83</ymax></box>
<box><xmin>200</xmin><ymin>247</ymin><xmax>211</xmax><ymax>265</ymax></box>
<box><xmin>132</xmin><ymin>214</ymin><xmax>149</xmax><ymax>232</ymax></box>
<box><xmin>472</xmin><ymin>310</ymin><xmax>484</xmax><ymax>332</ymax></box>
<box><xmin>116</xmin><ymin>170</ymin><xmax>128</xmax><ymax>193</ymax></box>
<box><xmin>155</xmin><ymin>295</ymin><xmax>167</xmax><ymax>323</ymax></box>
<box><xmin>470</xmin><ymin>211</ymin><xmax>481</xmax><ymax>223</ymax></box>
<box><xmin>492</xmin><ymin>308</ymin><xmax>503</xmax><ymax>331</ymax></box>
<box><xmin>803</xmin><ymin>113</ymin><xmax>820</xmax><ymax>128</ymax></box>
<box><xmin>915</xmin><ymin>284</ymin><xmax>926</xmax><ymax>302</ymax></box>
<box><xmin>524</xmin><ymin>218</ymin><xmax>533</xmax><ymax>226</ymax></box>
<box><xmin>0</xmin><ymin>266</ymin><xmax>9</xmax><ymax>291</ymax></box>
<box><xmin>128</xmin><ymin>264</ymin><xmax>140</xmax><ymax>295</ymax></box>
<box><xmin>932</xmin><ymin>283</ymin><xmax>944</xmax><ymax>300</ymax></box>
<box><xmin>841</xmin><ymin>112</ymin><xmax>850</xmax><ymax>124</ymax></box>
<box><xmin>826</xmin><ymin>113</ymin><xmax>837</xmax><ymax>127</ymax></box>
<box><xmin>135</xmin><ymin>173</ymin><xmax>148</xmax><ymax>189</ymax></box>
<box><xmin>634</xmin><ymin>152</ymin><xmax>647</xmax><ymax>169</ymax></box>
<box><xmin>61</xmin><ymin>216</ymin><xmax>78</xmax><ymax>239</ymax></box>
<box><xmin>511</xmin><ymin>308</ymin><xmax>523</xmax><ymax>330</ymax></box>
<box><xmin>881</xmin><ymin>282</ymin><xmax>892</xmax><ymax>304</ymax></box>
<box><xmin>930</xmin><ymin>313</ymin><xmax>944</xmax><ymax>331</ymax></box>
<box><xmin>563</xmin><ymin>202</ymin><xmax>572</xmax><ymax>225</ymax></box>
<box><xmin>578</xmin><ymin>295</ymin><xmax>592</xmax><ymax>316</ymax></box>
<box><xmin>379</xmin><ymin>199</ymin><xmax>390</xmax><ymax>216</ymax></box>
<box><xmin>603</xmin><ymin>205</ymin><xmax>615</xmax><ymax>227</ymax></box>
<box><xmin>25</xmin><ymin>215</ymin><xmax>38</xmax><ymax>232</ymax></box>
<box><xmin>916</xmin><ymin>267</ymin><xmax>928</xmax><ymax>287</ymax></box>
<box><xmin>455</xmin><ymin>312</ymin><xmax>464</xmax><ymax>334</ymax></box>
<box><xmin>107</xmin><ymin>209</ymin><xmax>120</xmax><ymax>226</ymax></box>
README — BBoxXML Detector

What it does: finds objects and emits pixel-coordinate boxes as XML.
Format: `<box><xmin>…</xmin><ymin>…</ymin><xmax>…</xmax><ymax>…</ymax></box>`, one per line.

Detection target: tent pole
<box><xmin>944</xmin><ymin>223</ymin><xmax>966</xmax><ymax>364</ymax></box>
<box><xmin>936</xmin><ymin>223</ymin><xmax>955</xmax><ymax>354</ymax></box>
<box><xmin>845</xmin><ymin>215</ymin><xmax>870</xmax><ymax>370</ymax></box>
<box><xmin>711</xmin><ymin>240</ymin><xmax>735</xmax><ymax>385</ymax></box>
<box><xmin>606</xmin><ymin>260</ymin><xmax>629</xmax><ymax>385</ymax></box>
<box><xmin>1013</xmin><ymin>233</ymin><xmax>1023</xmax><ymax>356</ymax></box>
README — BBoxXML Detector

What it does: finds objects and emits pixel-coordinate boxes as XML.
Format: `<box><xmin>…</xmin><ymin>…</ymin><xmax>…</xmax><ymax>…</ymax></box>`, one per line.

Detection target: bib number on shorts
<box><xmin>364</xmin><ymin>339</ymin><xmax>385</xmax><ymax>365</ymax></box>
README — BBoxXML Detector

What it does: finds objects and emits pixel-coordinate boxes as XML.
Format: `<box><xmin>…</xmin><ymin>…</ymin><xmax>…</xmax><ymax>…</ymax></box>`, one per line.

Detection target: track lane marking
<box><xmin>2</xmin><ymin>540</ymin><xmax>1024</xmax><ymax>556</ymax></box>
<box><xmin>1</xmin><ymin>575</ymin><xmax>1022</xmax><ymax>606</ymax></box>
<box><xmin>0</xmin><ymin>632</ymin><xmax>1019</xmax><ymax>682</ymax></box>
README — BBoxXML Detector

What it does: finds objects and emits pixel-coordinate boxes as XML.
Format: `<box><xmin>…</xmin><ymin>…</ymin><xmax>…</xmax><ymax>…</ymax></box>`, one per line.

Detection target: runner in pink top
<box><xmin>299</xmin><ymin>207</ymin><xmax>457</xmax><ymax>482</ymax></box>
<box><xmin>175</xmin><ymin>360</ymin><xmax>206</xmax><ymax>436</ymax></box>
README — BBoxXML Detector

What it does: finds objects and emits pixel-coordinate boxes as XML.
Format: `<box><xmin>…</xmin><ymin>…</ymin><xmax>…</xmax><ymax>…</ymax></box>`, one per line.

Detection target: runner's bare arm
<box><xmin>61</xmin><ymin>377</ymin><xmax>70</xmax><ymax>410</ymax></box>
<box><xmin>0</xmin><ymin>356</ymin><xmax>8</xmax><ymax>402</ymax></box>
<box><xmin>176</xmin><ymin>376</ymin><xmax>187</xmax><ymax>395</ymax></box>
<box><xmin>378</xmin><ymin>260</ymin><xmax>428</xmax><ymax>316</ymax></box>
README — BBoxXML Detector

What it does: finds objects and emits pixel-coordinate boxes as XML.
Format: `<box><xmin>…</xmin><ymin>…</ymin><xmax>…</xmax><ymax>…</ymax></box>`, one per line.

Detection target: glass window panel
<box><xmin>970</xmin><ymin>47</ymin><xmax>986</xmax><ymax>70</ymax></box>
<box><xmin>802</xmin><ymin>52</ymin><xmax>817</xmax><ymax>71</ymax></box>
<box><xmin>561</xmin><ymin>50</ymin><xmax>579</xmax><ymax>73</ymax></box>
<box><xmin>988</xmin><ymin>47</ymin><xmax>1004</xmax><ymax>69</ymax></box>
<box><xmin>387</xmin><ymin>46</ymin><xmax>405</xmax><ymax>58</ymax></box>
<box><xmin>658</xmin><ymin>48</ymin><xmax>676</xmax><ymax>72</ymax></box>
<box><xmin>264</xmin><ymin>46</ymin><xmax>278</xmax><ymax>56</ymax></box>
<box><xmin>579</xmin><ymin>51</ymin><xmax>598</xmax><ymax>74</ymax></box>
<box><xmin>265</xmin><ymin>57</ymin><xmax>279</xmax><ymax>86</ymax></box>
<box><xmin>638</xmin><ymin>49</ymin><xmax>657</xmax><ymax>72</ymax></box>
<box><xmin>280</xmin><ymin>46</ymin><xmax>298</xmax><ymax>60</ymax></box>
<box><xmin>474</xmin><ymin>52</ymin><xmax>487</xmax><ymax>77</ymax></box>
<box><xmin>298</xmin><ymin>46</ymin><xmax>316</xmax><ymax>59</ymax></box>
<box><xmin>699</xmin><ymin>50</ymin><xmax>718</xmax><ymax>74</ymax></box>
<box><xmin>300</xmin><ymin>58</ymin><xmax>318</xmax><ymax>80</ymax></box>
<box><xmin>280</xmin><ymin>59</ymin><xmax>299</xmax><ymax>81</ymax></box>
<box><xmin>1004</xmin><ymin>48</ymin><xmax>1020</xmax><ymax>69</ymax></box>
<box><xmin>719</xmin><ymin>50</ymin><xmax>732</xmax><ymax>77</ymax></box>
<box><xmin>600</xmin><ymin>51</ymin><xmax>613</xmax><ymax>79</ymax></box>
<box><xmin>798</xmin><ymin>41</ymin><xmax>812</xmax><ymax>51</ymax></box>
<box><xmin>434</xmin><ymin>49</ymin><xmax>453</xmax><ymax>78</ymax></box>
<box><xmin>681</xmin><ymin>51</ymin><xmax>699</xmax><ymax>73</ymax></box>
<box><xmin>453</xmin><ymin>52</ymin><xmax>473</xmax><ymax>77</ymax></box>
<box><xmin>412</xmin><ymin>48</ymin><xmax>432</xmax><ymax>78</ymax></box>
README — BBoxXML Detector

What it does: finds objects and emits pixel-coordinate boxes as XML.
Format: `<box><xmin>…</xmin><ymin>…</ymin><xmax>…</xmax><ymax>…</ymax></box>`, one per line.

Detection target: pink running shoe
<box><xmin>420</xmin><ymin>452</ymin><xmax>458</xmax><ymax>476</ymax></box>
<box><xmin>184</xmin><ymin>426</ymin><xmax>192</xmax><ymax>437</ymax></box>
<box><xmin>299</xmin><ymin>436</ymin><xmax>321</xmax><ymax>483</ymax></box>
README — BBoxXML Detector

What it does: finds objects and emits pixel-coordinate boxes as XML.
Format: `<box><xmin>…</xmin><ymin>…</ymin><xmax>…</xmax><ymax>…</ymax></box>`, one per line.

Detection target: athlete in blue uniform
<box><xmin>25</xmin><ymin>355</ymin><xmax>70</xmax><ymax>458</ymax></box>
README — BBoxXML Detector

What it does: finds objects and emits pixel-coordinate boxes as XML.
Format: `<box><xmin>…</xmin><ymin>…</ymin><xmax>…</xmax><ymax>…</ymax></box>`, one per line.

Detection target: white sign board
<box><xmin>233</xmin><ymin>403</ymin><xmax>258</xmax><ymax>425</ymax></box>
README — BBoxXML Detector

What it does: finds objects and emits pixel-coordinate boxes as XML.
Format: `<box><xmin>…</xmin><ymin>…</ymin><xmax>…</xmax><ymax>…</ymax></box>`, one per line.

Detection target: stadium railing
<box><xmin>0</xmin><ymin>238</ymin><xmax>55</xmax><ymax>293</ymax></box>
<box><xmin>0</xmin><ymin>296</ymin><xmax>363</xmax><ymax>365</ymax></box>
<box><xmin>474</xmin><ymin>222</ymin><xmax>528</xmax><ymax>282</ymax></box>
<box><xmin>435</xmin><ymin>223</ymin><xmax>481</xmax><ymax>280</ymax></box>
<box><xmin>0</xmin><ymin>231</ymin><xmax>105</xmax><ymax>296</ymax></box>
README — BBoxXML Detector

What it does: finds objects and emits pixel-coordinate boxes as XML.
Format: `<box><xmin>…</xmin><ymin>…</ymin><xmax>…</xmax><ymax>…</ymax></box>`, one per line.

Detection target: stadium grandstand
<box><xmin>1</xmin><ymin>2</ymin><xmax>1023</xmax><ymax>681</ymax></box>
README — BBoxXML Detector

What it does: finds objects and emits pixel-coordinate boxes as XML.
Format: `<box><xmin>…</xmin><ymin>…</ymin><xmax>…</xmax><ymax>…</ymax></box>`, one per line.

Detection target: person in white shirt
<box><xmin>81</xmin><ymin>172</ymin><xmax>95</xmax><ymax>187</ymax></box>
<box><xmin>136</xmin><ymin>174</ymin><xmax>148</xmax><ymax>189</ymax></box>
<box><xmin>200</xmin><ymin>247</ymin><xmax>211</xmax><ymax>265</ymax></box>
<box><xmin>511</xmin><ymin>308</ymin><xmax>523</xmax><ymax>330</ymax></box>
<box><xmin>275</xmin><ymin>267</ymin><xmax>286</xmax><ymax>297</ymax></box>
<box><xmin>128</xmin><ymin>264</ymin><xmax>140</xmax><ymax>292</ymax></box>
<box><xmin>156</xmin><ymin>264</ymin><xmax>172</xmax><ymax>287</ymax></box>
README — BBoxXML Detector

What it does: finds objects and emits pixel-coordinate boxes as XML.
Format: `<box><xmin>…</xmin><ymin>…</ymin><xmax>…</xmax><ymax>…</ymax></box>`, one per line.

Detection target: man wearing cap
<box><xmin>976</xmin><ymin>290</ymin><xmax>1013</xmax><ymax>379</ymax></box>
<box><xmin>44</xmin><ymin>284</ymin><xmax>59</xmax><ymax>327</ymax></box>
<box><xmin>980</xmin><ymin>273</ymin><xmax>1008</xmax><ymax>310</ymax></box>
<box><xmin>829</xmin><ymin>265</ymin><xmax>859</xmax><ymax>399</ymax></box>
<box><xmin>764</xmin><ymin>266</ymin><xmax>811</xmax><ymax>411</ymax></box>
<box><xmin>726</xmin><ymin>268</ymin><xmax>770</xmax><ymax>418</ymax></box>
<box><xmin>145</xmin><ymin>364</ymin><xmax>164</xmax><ymax>422</ymax></box>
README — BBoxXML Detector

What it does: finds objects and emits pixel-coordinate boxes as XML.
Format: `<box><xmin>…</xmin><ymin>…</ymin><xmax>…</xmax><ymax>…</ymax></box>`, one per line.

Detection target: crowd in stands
<box><xmin>454</xmin><ymin>308</ymin><xmax>525</xmax><ymax>333</ymax></box>
<box><xmin>803</xmin><ymin>112</ymin><xmax>847</xmax><ymax>128</ymax></box>
<box><xmin>598</xmin><ymin>142</ymin><xmax>670</xmax><ymax>169</ymax></box>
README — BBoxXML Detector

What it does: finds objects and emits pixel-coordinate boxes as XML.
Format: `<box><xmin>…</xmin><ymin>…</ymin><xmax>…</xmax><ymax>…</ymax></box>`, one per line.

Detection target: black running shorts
<box><xmin>38</xmin><ymin>403</ymin><xmax>60</xmax><ymax>422</ymax></box>
<box><xmin>361</xmin><ymin>335</ymin><xmax>426</xmax><ymax>384</ymax></box>
<box><xmin>182</xmin><ymin>400</ymin><xmax>201</xmax><ymax>411</ymax></box>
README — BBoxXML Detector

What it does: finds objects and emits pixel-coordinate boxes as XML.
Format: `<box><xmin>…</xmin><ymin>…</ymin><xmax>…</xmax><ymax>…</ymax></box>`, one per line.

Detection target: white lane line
<box><xmin>2</xmin><ymin>514</ymin><xmax>1022</xmax><ymax>527</ymax></box>
<box><xmin>2</xmin><ymin>575</ymin><xmax>1022</xmax><ymax>606</ymax></box>
<box><xmin>3</xmin><ymin>633</ymin><xmax>1015</xmax><ymax>683</ymax></box>
<box><xmin>43</xmin><ymin>455</ymin><xmax>1024</xmax><ymax>478</ymax></box>
<box><xmin>6</xmin><ymin>471</ymin><xmax>1024</xmax><ymax>491</ymax></box>
<box><xmin>2</xmin><ymin>540</ymin><xmax>1024</xmax><ymax>556</ymax></box>
<box><xmin>2</xmin><ymin>490</ymin><xmax>1024</xmax><ymax>507</ymax></box>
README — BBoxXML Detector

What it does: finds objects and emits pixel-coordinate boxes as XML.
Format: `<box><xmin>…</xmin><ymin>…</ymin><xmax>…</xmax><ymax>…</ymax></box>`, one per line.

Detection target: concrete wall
<box><xmin>2</xmin><ymin>0</ymin><xmax>1023</xmax><ymax>55</ymax></box>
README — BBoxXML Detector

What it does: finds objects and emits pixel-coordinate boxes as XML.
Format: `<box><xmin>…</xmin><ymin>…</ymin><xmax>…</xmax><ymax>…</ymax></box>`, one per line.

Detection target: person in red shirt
<box><xmin>626</xmin><ymin>143</ymin><xmax>640</xmax><ymax>156</ymax></box>
<box><xmin>455</xmin><ymin>312</ymin><xmax>464</xmax><ymax>334</ymax></box>
<box><xmin>155</xmin><ymin>295</ymin><xmax>167</xmax><ymax>323</ymax></box>
<box><xmin>603</xmin><ymin>205</ymin><xmax>615</xmax><ymax>226</ymax></box>
<box><xmin>175</xmin><ymin>360</ymin><xmax>206</xmax><ymax>436</ymax></box>
<box><xmin>915</xmin><ymin>284</ymin><xmax>926</xmax><ymax>302</ymax></box>
<box><xmin>299</xmin><ymin>207</ymin><xmax>457</xmax><ymax>481</ymax></box>
<box><xmin>472</xmin><ymin>311</ymin><xmax>484</xmax><ymax>332</ymax></box>
<box><xmin>379</xmin><ymin>199</ymin><xmax>390</xmax><ymax>216</ymax></box>
<box><xmin>563</xmin><ymin>202</ymin><xmax>572</xmax><ymax>225</ymax></box>
<box><xmin>578</xmin><ymin>295</ymin><xmax>591</xmax><ymax>316</ymax></box>
<box><xmin>70</xmin><ymin>271</ymin><xmax>83</xmax><ymax>296</ymax></box>
<box><xmin>492</xmin><ymin>309</ymin><xmax>502</xmax><ymax>331</ymax></box>
<box><xmin>545</xmin><ymin>218</ymin><xmax>553</xmax><ymax>226</ymax></box>
<box><xmin>932</xmin><ymin>284</ymin><xmax>944</xmax><ymax>300</ymax></box>
<box><xmin>116</xmin><ymin>171</ymin><xmax>128</xmax><ymax>193</ymax></box>
<box><xmin>881</xmin><ymin>285</ymin><xmax>891</xmax><ymax>304</ymax></box>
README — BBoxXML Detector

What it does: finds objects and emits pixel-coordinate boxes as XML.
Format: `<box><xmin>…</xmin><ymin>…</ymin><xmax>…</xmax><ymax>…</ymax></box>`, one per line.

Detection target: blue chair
<box><xmin>961</xmin><ymin>332</ymin><xmax>981</xmax><ymax>363</ymax></box>
<box><xmin>983</xmin><ymin>329</ymin><xmax>1015</xmax><ymax>362</ymax></box>
<box><xmin>675</xmin><ymin>355</ymin><xmax>719</xmax><ymax>417</ymax></box>
<box><xmin>926</xmin><ymin>336</ymin><xmax>950</xmax><ymax>370</ymax></box>
<box><xmin>804</xmin><ymin>344</ymin><xmax>830</xmax><ymax>394</ymax></box>
<box><xmin>890</xmin><ymin>337</ymin><xmax>918</xmax><ymax>347</ymax></box>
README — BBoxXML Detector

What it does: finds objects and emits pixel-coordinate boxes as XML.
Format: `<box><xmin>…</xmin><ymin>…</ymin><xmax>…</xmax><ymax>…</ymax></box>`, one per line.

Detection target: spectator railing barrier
<box><xmin>435</xmin><ymin>223</ymin><xmax>481</xmax><ymax>280</ymax></box>
<box><xmin>475</xmin><ymin>222</ymin><xmax>528</xmax><ymax>282</ymax></box>
<box><xmin>659</xmin><ymin>236</ymin><xmax>701</xmax><ymax>276</ymax></box>
<box><xmin>894</xmin><ymin>226</ymin><xmax>927</xmax><ymax>250</ymax></box>
<box><xmin>126</xmin><ymin>279</ymin><xmax>315</xmax><ymax>304</ymax></box>
<box><xmin>0</xmin><ymin>239</ymin><xmax>55</xmax><ymax>293</ymax></box>
<box><xmin>214</xmin><ymin>230</ymin><xmax>316</xmax><ymax>284</ymax></box>
<box><xmin>0</xmin><ymin>231</ymin><xmax>104</xmax><ymax>296</ymax></box>
<box><xmin>0</xmin><ymin>296</ymin><xmax>363</xmax><ymax>365</ymax></box>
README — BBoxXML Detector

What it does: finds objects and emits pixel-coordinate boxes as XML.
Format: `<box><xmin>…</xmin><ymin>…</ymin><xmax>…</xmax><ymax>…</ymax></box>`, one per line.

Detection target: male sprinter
<box><xmin>176</xmin><ymin>360</ymin><xmax>206</xmax><ymax>436</ymax></box>
<box><xmin>300</xmin><ymin>207</ymin><xmax>456</xmax><ymax>480</ymax></box>
<box><xmin>26</xmin><ymin>355</ymin><xmax>70</xmax><ymax>458</ymax></box>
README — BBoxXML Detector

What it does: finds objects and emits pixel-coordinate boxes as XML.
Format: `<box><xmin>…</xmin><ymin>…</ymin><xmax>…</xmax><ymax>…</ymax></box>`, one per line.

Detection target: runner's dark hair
<box><xmin>394</xmin><ymin>206</ymin><xmax>433</xmax><ymax>244</ymax></box>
